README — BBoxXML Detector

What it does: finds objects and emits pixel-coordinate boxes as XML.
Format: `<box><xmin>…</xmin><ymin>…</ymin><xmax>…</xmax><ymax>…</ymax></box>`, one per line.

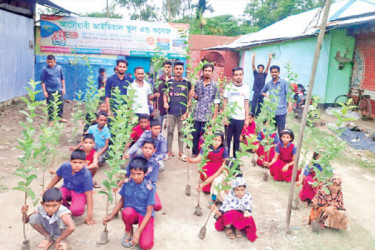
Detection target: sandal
<box><xmin>225</xmin><ymin>227</ymin><xmax>235</xmax><ymax>239</ymax></box>
<box><xmin>121</xmin><ymin>235</ymin><xmax>132</xmax><ymax>248</ymax></box>
<box><xmin>37</xmin><ymin>238</ymin><xmax>54</xmax><ymax>250</ymax></box>
<box><xmin>179</xmin><ymin>153</ymin><xmax>188</xmax><ymax>162</ymax></box>
<box><xmin>56</xmin><ymin>240</ymin><xmax>68</xmax><ymax>250</ymax></box>
<box><xmin>235</xmin><ymin>228</ymin><xmax>243</xmax><ymax>238</ymax></box>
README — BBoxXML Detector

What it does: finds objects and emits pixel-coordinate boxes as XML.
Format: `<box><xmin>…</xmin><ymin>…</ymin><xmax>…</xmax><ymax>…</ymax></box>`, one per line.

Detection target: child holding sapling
<box><xmin>124</xmin><ymin>118</ymin><xmax>166</xmax><ymax>171</ymax></box>
<box><xmin>297</xmin><ymin>152</ymin><xmax>322</xmax><ymax>205</ymax></box>
<box><xmin>22</xmin><ymin>187</ymin><xmax>75</xmax><ymax>250</ymax></box>
<box><xmin>45</xmin><ymin>150</ymin><xmax>96</xmax><ymax>225</ymax></box>
<box><xmin>255</xmin><ymin>122</ymin><xmax>280</xmax><ymax>167</ymax></box>
<box><xmin>104</xmin><ymin>157</ymin><xmax>156</xmax><ymax>249</ymax></box>
<box><xmin>212</xmin><ymin>177</ymin><xmax>257</xmax><ymax>241</ymax></box>
<box><xmin>123</xmin><ymin>114</ymin><xmax>150</xmax><ymax>154</ymax></box>
<box><xmin>266</xmin><ymin>129</ymin><xmax>300</xmax><ymax>182</ymax></box>
<box><xmin>119</xmin><ymin>139</ymin><xmax>162</xmax><ymax>211</ymax></box>
<box><xmin>188</xmin><ymin>132</ymin><xmax>228</xmax><ymax>194</ymax></box>
<box><xmin>73</xmin><ymin>111</ymin><xmax>111</xmax><ymax>165</ymax></box>
<box><xmin>241</xmin><ymin>112</ymin><xmax>257</xmax><ymax>149</ymax></box>
<box><xmin>208</xmin><ymin>158</ymin><xmax>242</xmax><ymax>203</ymax></box>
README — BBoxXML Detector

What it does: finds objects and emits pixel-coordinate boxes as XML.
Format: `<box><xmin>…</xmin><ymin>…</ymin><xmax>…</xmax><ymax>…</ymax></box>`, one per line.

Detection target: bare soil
<box><xmin>0</xmin><ymin>101</ymin><xmax>374</xmax><ymax>250</ymax></box>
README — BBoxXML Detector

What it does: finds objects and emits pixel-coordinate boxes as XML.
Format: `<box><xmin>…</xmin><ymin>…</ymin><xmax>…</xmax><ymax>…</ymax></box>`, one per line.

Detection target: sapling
<box><xmin>254</xmin><ymin>92</ymin><xmax>279</xmax><ymax>181</ymax></box>
<box><xmin>150</xmin><ymin>48</ymin><xmax>168</xmax><ymax>119</ymax></box>
<box><xmin>70</xmin><ymin>90</ymin><xmax>85</xmax><ymax>143</ymax></box>
<box><xmin>14</xmin><ymin>80</ymin><xmax>41</xmax><ymax>250</ymax></box>
<box><xmin>45</xmin><ymin>92</ymin><xmax>64</xmax><ymax>179</ymax></box>
<box><xmin>98</xmin><ymin>87</ymin><xmax>137</xmax><ymax>244</ymax></box>
<box><xmin>181</xmin><ymin>114</ymin><xmax>195</xmax><ymax>196</ymax></box>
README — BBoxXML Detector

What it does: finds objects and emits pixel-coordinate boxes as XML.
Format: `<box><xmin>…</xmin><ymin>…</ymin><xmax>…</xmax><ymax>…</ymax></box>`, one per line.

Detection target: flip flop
<box><xmin>121</xmin><ymin>235</ymin><xmax>132</xmax><ymax>248</ymax></box>
<box><xmin>235</xmin><ymin>228</ymin><xmax>243</xmax><ymax>238</ymax></box>
<box><xmin>179</xmin><ymin>154</ymin><xmax>188</xmax><ymax>162</ymax></box>
<box><xmin>93</xmin><ymin>181</ymin><xmax>101</xmax><ymax>188</ymax></box>
<box><xmin>225</xmin><ymin>228</ymin><xmax>235</xmax><ymax>239</ymax></box>
<box><xmin>37</xmin><ymin>238</ymin><xmax>54</xmax><ymax>250</ymax></box>
<box><xmin>56</xmin><ymin>240</ymin><xmax>68</xmax><ymax>250</ymax></box>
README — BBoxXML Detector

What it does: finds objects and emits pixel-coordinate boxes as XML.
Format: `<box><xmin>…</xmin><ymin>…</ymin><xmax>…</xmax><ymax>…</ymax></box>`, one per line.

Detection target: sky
<box><xmin>46</xmin><ymin>0</ymin><xmax>249</xmax><ymax>19</ymax></box>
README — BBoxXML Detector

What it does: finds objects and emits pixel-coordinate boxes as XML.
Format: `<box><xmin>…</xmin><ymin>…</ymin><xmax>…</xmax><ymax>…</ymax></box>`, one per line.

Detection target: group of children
<box><xmin>21</xmin><ymin>59</ymin><xmax>349</xmax><ymax>249</ymax></box>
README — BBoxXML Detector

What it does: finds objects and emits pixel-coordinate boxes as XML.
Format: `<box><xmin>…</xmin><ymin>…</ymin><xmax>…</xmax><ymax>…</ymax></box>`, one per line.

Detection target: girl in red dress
<box><xmin>241</xmin><ymin>113</ymin><xmax>257</xmax><ymax>147</ymax></box>
<box><xmin>266</xmin><ymin>129</ymin><xmax>299</xmax><ymax>182</ymax></box>
<box><xmin>81</xmin><ymin>134</ymin><xmax>100</xmax><ymax>188</ymax></box>
<box><xmin>188</xmin><ymin>132</ymin><xmax>228</xmax><ymax>194</ymax></box>
<box><xmin>296</xmin><ymin>152</ymin><xmax>322</xmax><ymax>204</ymax></box>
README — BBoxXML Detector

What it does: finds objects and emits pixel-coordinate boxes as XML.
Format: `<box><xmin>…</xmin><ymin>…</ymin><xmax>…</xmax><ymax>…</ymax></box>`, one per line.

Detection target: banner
<box><xmin>40</xmin><ymin>15</ymin><xmax>189</xmax><ymax>58</ymax></box>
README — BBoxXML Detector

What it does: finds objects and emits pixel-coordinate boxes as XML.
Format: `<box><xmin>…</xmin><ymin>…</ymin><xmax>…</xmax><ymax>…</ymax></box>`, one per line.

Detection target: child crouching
<box><xmin>21</xmin><ymin>187</ymin><xmax>75</xmax><ymax>250</ymax></box>
<box><xmin>104</xmin><ymin>157</ymin><xmax>155</xmax><ymax>249</ymax></box>
<box><xmin>45</xmin><ymin>150</ymin><xmax>95</xmax><ymax>225</ymax></box>
<box><xmin>212</xmin><ymin>177</ymin><xmax>257</xmax><ymax>242</ymax></box>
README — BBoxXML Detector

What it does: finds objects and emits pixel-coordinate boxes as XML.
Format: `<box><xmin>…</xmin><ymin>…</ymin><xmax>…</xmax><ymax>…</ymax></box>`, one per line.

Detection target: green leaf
<box><xmin>27</xmin><ymin>188</ymin><xmax>35</xmax><ymax>200</ymax></box>
<box><xmin>13</xmin><ymin>186</ymin><xmax>26</xmax><ymax>192</ymax></box>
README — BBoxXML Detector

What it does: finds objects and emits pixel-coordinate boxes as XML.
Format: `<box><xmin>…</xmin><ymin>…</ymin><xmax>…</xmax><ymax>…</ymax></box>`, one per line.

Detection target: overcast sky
<box><xmin>48</xmin><ymin>0</ymin><xmax>249</xmax><ymax>19</ymax></box>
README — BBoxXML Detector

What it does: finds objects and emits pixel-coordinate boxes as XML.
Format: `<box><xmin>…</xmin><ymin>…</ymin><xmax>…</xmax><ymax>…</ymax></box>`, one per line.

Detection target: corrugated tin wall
<box><xmin>0</xmin><ymin>10</ymin><xmax>34</xmax><ymax>103</ymax></box>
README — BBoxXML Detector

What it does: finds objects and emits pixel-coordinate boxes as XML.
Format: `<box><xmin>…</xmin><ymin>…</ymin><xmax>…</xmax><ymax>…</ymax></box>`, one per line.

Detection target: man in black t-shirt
<box><xmin>163</xmin><ymin>61</ymin><xmax>191</xmax><ymax>161</ymax></box>
<box><xmin>251</xmin><ymin>52</ymin><xmax>272</xmax><ymax>116</ymax></box>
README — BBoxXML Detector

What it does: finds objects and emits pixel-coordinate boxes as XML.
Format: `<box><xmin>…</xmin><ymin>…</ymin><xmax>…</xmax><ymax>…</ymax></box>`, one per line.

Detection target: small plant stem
<box><xmin>23</xmin><ymin>192</ymin><xmax>27</xmax><ymax>241</ymax></box>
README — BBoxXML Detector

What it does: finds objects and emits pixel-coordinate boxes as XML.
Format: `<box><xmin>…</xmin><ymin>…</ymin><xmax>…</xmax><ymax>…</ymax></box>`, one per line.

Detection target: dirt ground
<box><xmin>0</xmin><ymin>101</ymin><xmax>375</xmax><ymax>250</ymax></box>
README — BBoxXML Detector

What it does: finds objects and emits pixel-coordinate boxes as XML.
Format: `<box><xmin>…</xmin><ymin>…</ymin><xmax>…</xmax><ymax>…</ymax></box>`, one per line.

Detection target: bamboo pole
<box><xmin>285</xmin><ymin>0</ymin><xmax>333</xmax><ymax>233</ymax></box>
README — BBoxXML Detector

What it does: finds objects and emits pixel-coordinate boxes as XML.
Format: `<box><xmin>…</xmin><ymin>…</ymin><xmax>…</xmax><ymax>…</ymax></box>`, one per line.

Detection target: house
<box><xmin>189</xmin><ymin>34</ymin><xmax>239</xmax><ymax>82</ymax></box>
<box><xmin>209</xmin><ymin>0</ymin><xmax>375</xmax><ymax>117</ymax></box>
<box><xmin>0</xmin><ymin>0</ymin><xmax>73</xmax><ymax>103</ymax></box>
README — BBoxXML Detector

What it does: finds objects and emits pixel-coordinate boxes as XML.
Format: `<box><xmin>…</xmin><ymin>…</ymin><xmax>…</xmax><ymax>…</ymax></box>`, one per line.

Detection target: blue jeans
<box><xmin>275</xmin><ymin>114</ymin><xmax>286</xmax><ymax>135</ymax></box>
<box><xmin>251</xmin><ymin>92</ymin><xmax>264</xmax><ymax>116</ymax></box>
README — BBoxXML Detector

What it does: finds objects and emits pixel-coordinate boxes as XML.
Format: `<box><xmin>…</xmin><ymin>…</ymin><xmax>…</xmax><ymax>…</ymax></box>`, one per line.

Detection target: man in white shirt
<box><xmin>223</xmin><ymin>67</ymin><xmax>250</xmax><ymax>158</ymax></box>
<box><xmin>130</xmin><ymin>66</ymin><xmax>159</xmax><ymax>117</ymax></box>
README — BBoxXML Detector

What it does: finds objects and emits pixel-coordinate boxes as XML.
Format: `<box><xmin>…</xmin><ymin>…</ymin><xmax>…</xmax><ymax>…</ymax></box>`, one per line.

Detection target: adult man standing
<box><xmin>261</xmin><ymin>65</ymin><xmax>292</xmax><ymax>134</ymax></box>
<box><xmin>129</xmin><ymin>66</ymin><xmax>158</xmax><ymax>116</ymax></box>
<box><xmin>251</xmin><ymin>52</ymin><xmax>272</xmax><ymax>116</ymax></box>
<box><xmin>40</xmin><ymin>54</ymin><xmax>67</xmax><ymax>122</ymax></box>
<box><xmin>105</xmin><ymin>59</ymin><xmax>133</xmax><ymax>115</ymax></box>
<box><xmin>163</xmin><ymin>61</ymin><xmax>191</xmax><ymax>161</ymax></box>
<box><xmin>152</xmin><ymin>60</ymin><xmax>172</xmax><ymax>127</ymax></box>
<box><xmin>223</xmin><ymin>67</ymin><xmax>250</xmax><ymax>158</ymax></box>
<box><xmin>190</xmin><ymin>63</ymin><xmax>220</xmax><ymax>157</ymax></box>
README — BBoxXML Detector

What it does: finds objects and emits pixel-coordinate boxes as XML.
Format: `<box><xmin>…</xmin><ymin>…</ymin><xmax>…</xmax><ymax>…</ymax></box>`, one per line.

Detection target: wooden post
<box><xmin>285</xmin><ymin>0</ymin><xmax>333</xmax><ymax>233</ymax></box>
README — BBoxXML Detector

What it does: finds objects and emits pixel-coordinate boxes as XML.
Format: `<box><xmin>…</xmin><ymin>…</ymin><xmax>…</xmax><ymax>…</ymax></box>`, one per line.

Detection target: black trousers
<box><xmin>192</xmin><ymin>120</ymin><xmax>206</xmax><ymax>155</ymax></box>
<box><xmin>226</xmin><ymin>119</ymin><xmax>244</xmax><ymax>158</ymax></box>
<box><xmin>46</xmin><ymin>91</ymin><xmax>63</xmax><ymax>121</ymax></box>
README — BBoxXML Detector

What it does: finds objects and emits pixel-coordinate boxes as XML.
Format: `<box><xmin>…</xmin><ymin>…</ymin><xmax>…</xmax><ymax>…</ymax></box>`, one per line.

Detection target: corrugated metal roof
<box><xmin>210</xmin><ymin>0</ymin><xmax>375</xmax><ymax>50</ymax></box>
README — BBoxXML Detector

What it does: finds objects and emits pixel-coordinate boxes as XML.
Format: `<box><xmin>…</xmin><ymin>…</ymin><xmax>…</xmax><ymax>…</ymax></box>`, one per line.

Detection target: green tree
<box><xmin>244</xmin><ymin>0</ymin><xmax>323</xmax><ymax>29</ymax></box>
<box><xmin>115</xmin><ymin>0</ymin><xmax>159</xmax><ymax>21</ymax></box>
<box><xmin>202</xmin><ymin>15</ymin><xmax>258</xmax><ymax>36</ymax></box>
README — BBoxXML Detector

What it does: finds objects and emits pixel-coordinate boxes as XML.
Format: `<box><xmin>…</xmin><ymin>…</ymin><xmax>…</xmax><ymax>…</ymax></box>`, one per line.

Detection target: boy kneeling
<box><xmin>104</xmin><ymin>157</ymin><xmax>155</xmax><ymax>249</ymax></box>
<box><xmin>45</xmin><ymin>150</ymin><xmax>95</xmax><ymax>225</ymax></box>
<box><xmin>21</xmin><ymin>187</ymin><xmax>75</xmax><ymax>250</ymax></box>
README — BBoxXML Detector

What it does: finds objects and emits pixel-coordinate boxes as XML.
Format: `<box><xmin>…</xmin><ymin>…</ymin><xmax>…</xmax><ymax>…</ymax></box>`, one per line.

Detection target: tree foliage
<box><xmin>115</xmin><ymin>0</ymin><xmax>159</xmax><ymax>21</ymax></box>
<box><xmin>244</xmin><ymin>0</ymin><xmax>323</xmax><ymax>29</ymax></box>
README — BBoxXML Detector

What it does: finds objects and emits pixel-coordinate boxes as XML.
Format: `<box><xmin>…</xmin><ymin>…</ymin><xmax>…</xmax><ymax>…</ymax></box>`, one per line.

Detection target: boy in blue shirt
<box><xmin>21</xmin><ymin>187</ymin><xmax>75</xmax><ymax>250</ymax></box>
<box><xmin>104</xmin><ymin>157</ymin><xmax>155</xmax><ymax>249</ymax></box>
<box><xmin>124</xmin><ymin>118</ymin><xmax>166</xmax><ymax>168</ymax></box>
<box><xmin>45</xmin><ymin>150</ymin><xmax>96</xmax><ymax>225</ymax></box>
<box><xmin>71</xmin><ymin>111</ymin><xmax>110</xmax><ymax>164</ymax></box>
<box><xmin>121</xmin><ymin>139</ymin><xmax>162</xmax><ymax>211</ymax></box>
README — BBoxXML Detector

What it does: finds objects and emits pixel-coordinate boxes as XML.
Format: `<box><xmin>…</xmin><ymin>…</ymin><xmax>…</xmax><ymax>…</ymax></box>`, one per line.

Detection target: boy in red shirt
<box><xmin>123</xmin><ymin>114</ymin><xmax>150</xmax><ymax>155</ymax></box>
